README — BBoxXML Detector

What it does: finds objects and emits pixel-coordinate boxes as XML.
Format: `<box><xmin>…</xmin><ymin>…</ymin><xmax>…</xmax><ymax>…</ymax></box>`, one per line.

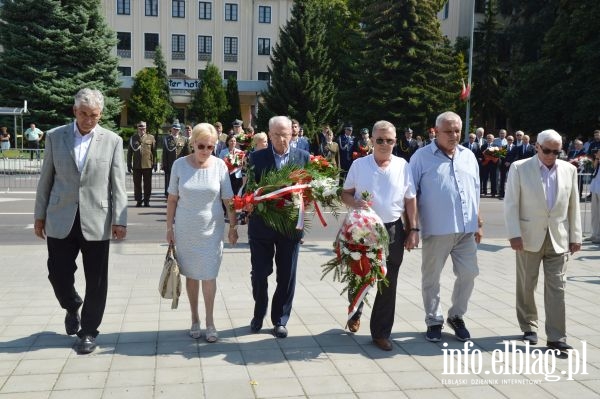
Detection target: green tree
<box><xmin>470</xmin><ymin>0</ymin><xmax>507</xmax><ymax>131</ymax></box>
<box><xmin>0</xmin><ymin>0</ymin><xmax>121</xmax><ymax>129</ymax></box>
<box><xmin>188</xmin><ymin>64</ymin><xmax>228</xmax><ymax>124</ymax></box>
<box><xmin>153</xmin><ymin>45</ymin><xmax>175</xmax><ymax>122</ymax></box>
<box><xmin>127</xmin><ymin>68</ymin><xmax>172</xmax><ymax>135</ymax></box>
<box><xmin>506</xmin><ymin>0</ymin><xmax>600</xmax><ymax>134</ymax></box>
<box><xmin>357</xmin><ymin>0</ymin><xmax>461</xmax><ymax>134</ymax></box>
<box><xmin>262</xmin><ymin>0</ymin><xmax>337</xmax><ymax>139</ymax></box>
<box><xmin>222</xmin><ymin>76</ymin><xmax>241</xmax><ymax>126</ymax></box>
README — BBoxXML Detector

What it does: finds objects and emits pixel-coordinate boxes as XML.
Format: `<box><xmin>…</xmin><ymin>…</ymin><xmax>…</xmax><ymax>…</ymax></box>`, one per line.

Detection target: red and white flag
<box><xmin>460</xmin><ymin>79</ymin><xmax>471</xmax><ymax>101</ymax></box>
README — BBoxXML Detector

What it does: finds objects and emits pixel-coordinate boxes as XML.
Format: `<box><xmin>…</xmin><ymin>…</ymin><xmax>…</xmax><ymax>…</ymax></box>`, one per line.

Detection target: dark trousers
<box><xmin>350</xmin><ymin>218</ymin><xmax>406</xmax><ymax>339</ymax></box>
<box><xmin>164</xmin><ymin>169</ymin><xmax>171</xmax><ymax>197</ymax></box>
<box><xmin>249</xmin><ymin>234</ymin><xmax>300</xmax><ymax>327</ymax></box>
<box><xmin>28</xmin><ymin>140</ymin><xmax>40</xmax><ymax>160</ymax></box>
<box><xmin>481</xmin><ymin>162</ymin><xmax>498</xmax><ymax>195</ymax></box>
<box><xmin>499</xmin><ymin>164</ymin><xmax>509</xmax><ymax>197</ymax></box>
<box><xmin>133</xmin><ymin>168</ymin><xmax>152</xmax><ymax>202</ymax></box>
<box><xmin>46</xmin><ymin>211</ymin><xmax>110</xmax><ymax>338</ymax></box>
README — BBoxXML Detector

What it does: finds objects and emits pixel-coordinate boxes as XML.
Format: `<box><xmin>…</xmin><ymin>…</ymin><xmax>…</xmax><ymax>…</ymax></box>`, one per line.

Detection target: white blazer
<box><xmin>34</xmin><ymin>123</ymin><xmax>128</xmax><ymax>240</ymax></box>
<box><xmin>504</xmin><ymin>156</ymin><xmax>581</xmax><ymax>253</ymax></box>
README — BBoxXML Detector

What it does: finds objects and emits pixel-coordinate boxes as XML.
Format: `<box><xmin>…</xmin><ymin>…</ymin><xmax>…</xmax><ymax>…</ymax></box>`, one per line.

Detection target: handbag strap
<box><xmin>167</xmin><ymin>242</ymin><xmax>176</xmax><ymax>259</ymax></box>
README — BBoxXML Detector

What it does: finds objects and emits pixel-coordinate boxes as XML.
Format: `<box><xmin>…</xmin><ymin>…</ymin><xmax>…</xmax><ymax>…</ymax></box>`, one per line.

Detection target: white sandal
<box><xmin>189</xmin><ymin>322</ymin><xmax>201</xmax><ymax>339</ymax></box>
<box><xmin>205</xmin><ymin>325</ymin><xmax>218</xmax><ymax>343</ymax></box>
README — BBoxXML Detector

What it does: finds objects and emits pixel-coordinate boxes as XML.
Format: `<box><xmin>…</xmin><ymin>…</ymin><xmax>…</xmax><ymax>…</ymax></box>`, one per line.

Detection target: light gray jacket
<box><xmin>34</xmin><ymin>122</ymin><xmax>127</xmax><ymax>240</ymax></box>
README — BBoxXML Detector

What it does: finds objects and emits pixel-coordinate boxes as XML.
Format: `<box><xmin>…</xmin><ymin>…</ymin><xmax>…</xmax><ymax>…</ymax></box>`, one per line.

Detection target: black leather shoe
<box><xmin>523</xmin><ymin>331</ymin><xmax>538</xmax><ymax>345</ymax></box>
<box><xmin>65</xmin><ymin>311</ymin><xmax>80</xmax><ymax>336</ymax></box>
<box><xmin>547</xmin><ymin>341</ymin><xmax>573</xmax><ymax>352</ymax></box>
<box><xmin>143</xmin><ymin>201</ymin><xmax>150</xmax><ymax>207</ymax></box>
<box><xmin>273</xmin><ymin>325</ymin><xmax>288</xmax><ymax>338</ymax></box>
<box><xmin>136</xmin><ymin>201</ymin><xmax>142</xmax><ymax>207</ymax></box>
<box><xmin>76</xmin><ymin>335</ymin><xmax>97</xmax><ymax>354</ymax></box>
<box><xmin>250</xmin><ymin>317</ymin><xmax>263</xmax><ymax>333</ymax></box>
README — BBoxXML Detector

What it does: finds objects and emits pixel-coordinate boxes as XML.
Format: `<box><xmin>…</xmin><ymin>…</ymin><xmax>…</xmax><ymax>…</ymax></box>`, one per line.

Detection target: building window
<box><xmin>224</xmin><ymin>37</ymin><xmax>238</xmax><ymax>62</ymax></box>
<box><xmin>198</xmin><ymin>69</ymin><xmax>206</xmax><ymax>79</ymax></box>
<box><xmin>144</xmin><ymin>33</ymin><xmax>159</xmax><ymax>58</ymax></box>
<box><xmin>145</xmin><ymin>0</ymin><xmax>158</xmax><ymax>16</ymax></box>
<box><xmin>172</xmin><ymin>34</ymin><xmax>186</xmax><ymax>60</ymax></box>
<box><xmin>225</xmin><ymin>3</ymin><xmax>238</xmax><ymax>21</ymax></box>
<box><xmin>117</xmin><ymin>66</ymin><xmax>132</xmax><ymax>76</ymax></box>
<box><xmin>442</xmin><ymin>1</ymin><xmax>449</xmax><ymax>20</ymax></box>
<box><xmin>224</xmin><ymin>70</ymin><xmax>237</xmax><ymax>80</ymax></box>
<box><xmin>172</xmin><ymin>68</ymin><xmax>186</xmax><ymax>76</ymax></box>
<box><xmin>172</xmin><ymin>0</ymin><xmax>185</xmax><ymax>18</ymax></box>
<box><xmin>257</xmin><ymin>72</ymin><xmax>270</xmax><ymax>81</ymax></box>
<box><xmin>198</xmin><ymin>35</ymin><xmax>212</xmax><ymax>61</ymax></box>
<box><xmin>258</xmin><ymin>6</ymin><xmax>271</xmax><ymax>23</ymax></box>
<box><xmin>117</xmin><ymin>32</ymin><xmax>131</xmax><ymax>58</ymax></box>
<box><xmin>117</xmin><ymin>0</ymin><xmax>131</xmax><ymax>15</ymax></box>
<box><xmin>257</xmin><ymin>38</ymin><xmax>270</xmax><ymax>56</ymax></box>
<box><xmin>475</xmin><ymin>0</ymin><xmax>486</xmax><ymax>14</ymax></box>
<box><xmin>199</xmin><ymin>1</ymin><xmax>212</xmax><ymax>20</ymax></box>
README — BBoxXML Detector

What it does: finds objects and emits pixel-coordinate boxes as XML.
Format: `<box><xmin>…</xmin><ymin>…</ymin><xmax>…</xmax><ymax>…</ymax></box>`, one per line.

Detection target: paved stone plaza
<box><xmin>1</xmin><ymin>239</ymin><xmax>599</xmax><ymax>398</ymax></box>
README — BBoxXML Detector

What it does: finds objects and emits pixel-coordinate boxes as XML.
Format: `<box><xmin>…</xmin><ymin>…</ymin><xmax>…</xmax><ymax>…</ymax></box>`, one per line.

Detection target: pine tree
<box><xmin>222</xmin><ymin>76</ymin><xmax>241</xmax><ymax>126</ymax></box>
<box><xmin>0</xmin><ymin>0</ymin><xmax>121</xmax><ymax>129</ymax></box>
<box><xmin>506</xmin><ymin>0</ymin><xmax>600</xmax><ymax>134</ymax></box>
<box><xmin>153</xmin><ymin>45</ymin><xmax>175</xmax><ymax>122</ymax></box>
<box><xmin>358</xmin><ymin>0</ymin><xmax>461</xmax><ymax>134</ymax></box>
<box><xmin>262</xmin><ymin>0</ymin><xmax>337</xmax><ymax>139</ymax></box>
<box><xmin>471</xmin><ymin>0</ymin><xmax>506</xmax><ymax>131</ymax></box>
<box><xmin>128</xmin><ymin>68</ymin><xmax>172</xmax><ymax>135</ymax></box>
<box><xmin>187</xmin><ymin>63</ymin><xmax>227</xmax><ymax>124</ymax></box>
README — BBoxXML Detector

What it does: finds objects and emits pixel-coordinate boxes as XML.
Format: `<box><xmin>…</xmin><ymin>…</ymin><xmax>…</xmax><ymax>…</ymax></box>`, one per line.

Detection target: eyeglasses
<box><xmin>375</xmin><ymin>138</ymin><xmax>396</xmax><ymax>145</ymax></box>
<box><xmin>137</xmin><ymin>126</ymin><xmax>146</xmax><ymax>129</ymax></box>
<box><xmin>196</xmin><ymin>143</ymin><xmax>215</xmax><ymax>151</ymax></box>
<box><xmin>539</xmin><ymin>146</ymin><xmax>561</xmax><ymax>156</ymax></box>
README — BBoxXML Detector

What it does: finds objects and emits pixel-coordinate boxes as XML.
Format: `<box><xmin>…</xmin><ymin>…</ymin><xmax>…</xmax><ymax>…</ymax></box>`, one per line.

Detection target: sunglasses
<box><xmin>196</xmin><ymin>143</ymin><xmax>215</xmax><ymax>151</ymax></box>
<box><xmin>375</xmin><ymin>138</ymin><xmax>396</xmax><ymax>145</ymax></box>
<box><xmin>137</xmin><ymin>126</ymin><xmax>146</xmax><ymax>129</ymax></box>
<box><xmin>539</xmin><ymin>146</ymin><xmax>561</xmax><ymax>156</ymax></box>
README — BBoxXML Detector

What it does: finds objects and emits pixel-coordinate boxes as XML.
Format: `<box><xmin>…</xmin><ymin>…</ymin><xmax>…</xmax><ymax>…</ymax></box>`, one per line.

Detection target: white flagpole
<box><xmin>464</xmin><ymin>0</ymin><xmax>475</xmax><ymax>136</ymax></box>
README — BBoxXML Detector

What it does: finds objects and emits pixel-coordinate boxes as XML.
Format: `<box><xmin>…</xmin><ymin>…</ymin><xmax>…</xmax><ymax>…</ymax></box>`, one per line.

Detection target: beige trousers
<box><xmin>516</xmin><ymin>232</ymin><xmax>568</xmax><ymax>342</ymax></box>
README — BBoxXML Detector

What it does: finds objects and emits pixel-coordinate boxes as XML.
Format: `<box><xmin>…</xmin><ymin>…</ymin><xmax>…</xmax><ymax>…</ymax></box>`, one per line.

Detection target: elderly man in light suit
<box><xmin>504</xmin><ymin>129</ymin><xmax>581</xmax><ymax>353</ymax></box>
<box><xmin>34</xmin><ymin>88</ymin><xmax>127</xmax><ymax>354</ymax></box>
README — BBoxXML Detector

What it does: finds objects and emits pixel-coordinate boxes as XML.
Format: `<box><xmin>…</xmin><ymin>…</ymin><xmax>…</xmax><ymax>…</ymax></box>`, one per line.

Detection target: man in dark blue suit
<box><xmin>247</xmin><ymin>116</ymin><xmax>310</xmax><ymax>338</ymax></box>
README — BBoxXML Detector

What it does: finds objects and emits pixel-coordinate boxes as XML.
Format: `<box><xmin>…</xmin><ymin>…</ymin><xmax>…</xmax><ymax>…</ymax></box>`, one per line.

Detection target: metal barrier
<box><xmin>0</xmin><ymin>149</ymin><xmax>165</xmax><ymax>192</ymax></box>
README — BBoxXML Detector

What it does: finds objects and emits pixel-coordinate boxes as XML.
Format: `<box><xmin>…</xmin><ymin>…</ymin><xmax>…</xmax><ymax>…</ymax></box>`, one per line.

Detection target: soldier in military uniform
<box><xmin>127</xmin><ymin>121</ymin><xmax>157</xmax><ymax>207</ymax></box>
<box><xmin>161</xmin><ymin>122</ymin><xmax>189</xmax><ymax>197</ymax></box>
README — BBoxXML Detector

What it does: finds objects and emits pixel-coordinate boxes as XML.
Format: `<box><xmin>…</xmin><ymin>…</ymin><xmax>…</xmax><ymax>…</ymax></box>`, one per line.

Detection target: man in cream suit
<box><xmin>34</xmin><ymin>88</ymin><xmax>128</xmax><ymax>354</ymax></box>
<box><xmin>504</xmin><ymin>129</ymin><xmax>581</xmax><ymax>352</ymax></box>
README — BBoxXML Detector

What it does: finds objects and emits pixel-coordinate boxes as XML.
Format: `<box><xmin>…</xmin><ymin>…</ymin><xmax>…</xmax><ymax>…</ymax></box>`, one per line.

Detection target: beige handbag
<box><xmin>159</xmin><ymin>243</ymin><xmax>181</xmax><ymax>309</ymax></box>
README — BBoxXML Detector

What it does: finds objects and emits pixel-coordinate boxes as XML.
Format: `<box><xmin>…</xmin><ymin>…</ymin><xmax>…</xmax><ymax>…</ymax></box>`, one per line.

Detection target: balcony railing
<box><xmin>172</xmin><ymin>51</ymin><xmax>185</xmax><ymax>60</ymax></box>
<box><xmin>117</xmin><ymin>49</ymin><xmax>131</xmax><ymax>58</ymax></box>
<box><xmin>144</xmin><ymin>51</ymin><xmax>156</xmax><ymax>59</ymax></box>
<box><xmin>198</xmin><ymin>53</ymin><xmax>212</xmax><ymax>62</ymax></box>
<box><xmin>224</xmin><ymin>54</ymin><xmax>238</xmax><ymax>63</ymax></box>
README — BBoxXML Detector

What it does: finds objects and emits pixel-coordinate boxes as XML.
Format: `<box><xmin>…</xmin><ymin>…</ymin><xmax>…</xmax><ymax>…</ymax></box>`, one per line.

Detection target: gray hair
<box><xmin>536</xmin><ymin>129</ymin><xmax>562</xmax><ymax>146</ymax></box>
<box><xmin>435</xmin><ymin>111</ymin><xmax>462</xmax><ymax>128</ymax></box>
<box><xmin>268</xmin><ymin>116</ymin><xmax>292</xmax><ymax>131</ymax></box>
<box><xmin>74</xmin><ymin>88</ymin><xmax>104</xmax><ymax>111</ymax></box>
<box><xmin>475</xmin><ymin>127</ymin><xmax>484</xmax><ymax>135</ymax></box>
<box><xmin>252</xmin><ymin>132</ymin><xmax>268</xmax><ymax>146</ymax></box>
<box><xmin>372</xmin><ymin>120</ymin><xmax>396</xmax><ymax>135</ymax></box>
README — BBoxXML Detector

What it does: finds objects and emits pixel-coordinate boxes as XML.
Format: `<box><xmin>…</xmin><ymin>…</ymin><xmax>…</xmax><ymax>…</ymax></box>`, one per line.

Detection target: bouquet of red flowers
<box><xmin>322</xmin><ymin>192</ymin><xmax>390</xmax><ymax>319</ymax></box>
<box><xmin>224</xmin><ymin>150</ymin><xmax>245</xmax><ymax>174</ymax></box>
<box><xmin>235</xmin><ymin>131</ymin><xmax>254</xmax><ymax>150</ymax></box>
<box><xmin>570</xmin><ymin>155</ymin><xmax>593</xmax><ymax>173</ymax></box>
<box><xmin>352</xmin><ymin>143</ymin><xmax>371</xmax><ymax>159</ymax></box>
<box><xmin>231</xmin><ymin>156</ymin><xmax>342</xmax><ymax>236</ymax></box>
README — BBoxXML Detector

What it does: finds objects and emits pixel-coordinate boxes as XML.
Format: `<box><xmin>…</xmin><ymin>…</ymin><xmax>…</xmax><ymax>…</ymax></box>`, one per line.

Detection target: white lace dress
<box><xmin>167</xmin><ymin>156</ymin><xmax>233</xmax><ymax>280</ymax></box>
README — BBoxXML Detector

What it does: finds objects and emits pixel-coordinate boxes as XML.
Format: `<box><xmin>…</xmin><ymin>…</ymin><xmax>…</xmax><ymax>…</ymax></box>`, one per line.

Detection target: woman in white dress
<box><xmin>166</xmin><ymin>123</ymin><xmax>238</xmax><ymax>342</ymax></box>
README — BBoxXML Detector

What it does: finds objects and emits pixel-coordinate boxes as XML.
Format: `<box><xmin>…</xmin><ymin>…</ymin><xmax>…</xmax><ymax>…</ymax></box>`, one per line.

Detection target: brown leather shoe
<box><xmin>347</xmin><ymin>318</ymin><xmax>360</xmax><ymax>333</ymax></box>
<box><xmin>373</xmin><ymin>337</ymin><xmax>393</xmax><ymax>351</ymax></box>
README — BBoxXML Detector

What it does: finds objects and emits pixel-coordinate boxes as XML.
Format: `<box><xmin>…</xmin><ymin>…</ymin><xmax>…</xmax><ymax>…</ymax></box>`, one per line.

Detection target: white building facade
<box><xmin>102</xmin><ymin>0</ymin><xmax>293</xmax><ymax>126</ymax></box>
